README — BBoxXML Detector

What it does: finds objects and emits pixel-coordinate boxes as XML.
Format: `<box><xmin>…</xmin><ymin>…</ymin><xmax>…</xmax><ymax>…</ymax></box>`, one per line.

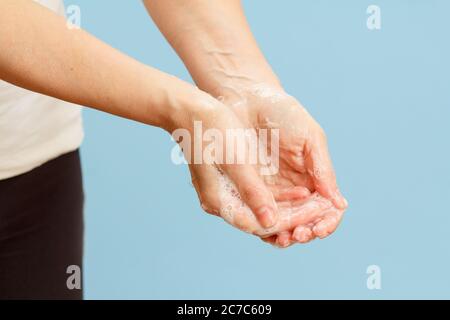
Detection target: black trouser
<box><xmin>0</xmin><ymin>150</ymin><xmax>84</xmax><ymax>299</ymax></box>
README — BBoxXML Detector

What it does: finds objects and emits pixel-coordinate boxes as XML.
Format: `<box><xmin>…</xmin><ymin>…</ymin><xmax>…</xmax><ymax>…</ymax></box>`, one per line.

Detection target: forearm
<box><xmin>0</xmin><ymin>0</ymin><xmax>203</xmax><ymax>131</ymax></box>
<box><xmin>144</xmin><ymin>0</ymin><xmax>281</xmax><ymax>99</ymax></box>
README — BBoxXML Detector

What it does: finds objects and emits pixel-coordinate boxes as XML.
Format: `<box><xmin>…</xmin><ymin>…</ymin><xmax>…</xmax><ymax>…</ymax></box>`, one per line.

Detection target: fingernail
<box><xmin>334</xmin><ymin>189</ymin><xmax>348</xmax><ymax>209</ymax></box>
<box><xmin>281</xmin><ymin>240</ymin><xmax>291</xmax><ymax>248</ymax></box>
<box><xmin>277</xmin><ymin>237</ymin><xmax>291</xmax><ymax>248</ymax></box>
<box><xmin>313</xmin><ymin>224</ymin><xmax>327</xmax><ymax>239</ymax></box>
<box><xmin>343</xmin><ymin>197</ymin><xmax>349</xmax><ymax>208</ymax></box>
<box><xmin>294</xmin><ymin>232</ymin><xmax>307</xmax><ymax>243</ymax></box>
<box><xmin>293</xmin><ymin>227</ymin><xmax>311</xmax><ymax>243</ymax></box>
<box><xmin>258</xmin><ymin>207</ymin><xmax>277</xmax><ymax>228</ymax></box>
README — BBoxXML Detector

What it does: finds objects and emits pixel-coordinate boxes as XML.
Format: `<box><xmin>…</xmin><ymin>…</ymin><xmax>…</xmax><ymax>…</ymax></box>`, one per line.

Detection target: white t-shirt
<box><xmin>0</xmin><ymin>0</ymin><xmax>84</xmax><ymax>180</ymax></box>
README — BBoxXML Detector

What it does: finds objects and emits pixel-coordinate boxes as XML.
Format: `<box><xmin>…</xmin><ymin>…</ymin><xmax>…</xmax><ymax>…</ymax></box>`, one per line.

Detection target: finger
<box><xmin>312</xmin><ymin>208</ymin><xmax>345</xmax><ymax>239</ymax></box>
<box><xmin>222</xmin><ymin>163</ymin><xmax>278</xmax><ymax>228</ymax></box>
<box><xmin>275</xmin><ymin>231</ymin><xmax>292</xmax><ymax>248</ymax></box>
<box><xmin>261</xmin><ymin>235</ymin><xmax>278</xmax><ymax>246</ymax></box>
<box><xmin>292</xmin><ymin>225</ymin><xmax>314</xmax><ymax>243</ymax></box>
<box><xmin>304</xmin><ymin>132</ymin><xmax>348</xmax><ymax>210</ymax></box>
<box><xmin>261</xmin><ymin>235</ymin><xmax>294</xmax><ymax>249</ymax></box>
<box><xmin>261</xmin><ymin>235</ymin><xmax>290</xmax><ymax>249</ymax></box>
<box><xmin>276</xmin><ymin>193</ymin><xmax>333</xmax><ymax>231</ymax></box>
<box><xmin>232</xmin><ymin>210</ymin><xmax>259</xmax><ymax>234</ymax></box>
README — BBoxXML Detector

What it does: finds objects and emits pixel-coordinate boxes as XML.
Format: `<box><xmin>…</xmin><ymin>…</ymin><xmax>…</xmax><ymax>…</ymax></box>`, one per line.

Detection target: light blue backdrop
<box><xmin>66</xmin><ymin>0</ymin><xmax>450</xmax><ymax>299</ymax></box>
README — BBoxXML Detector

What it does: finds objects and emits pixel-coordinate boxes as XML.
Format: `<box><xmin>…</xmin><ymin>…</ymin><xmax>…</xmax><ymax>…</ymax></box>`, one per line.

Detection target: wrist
<box><xmin>216</xmin><ymin>80</ymin><xmax>288</xmax><ymax>107</ymax></box>
<box><xmin>207</xmin><ymin>62</ymin><xmax>283</xmax><ymax>101</ymax></box>
<box><xmin>177</xmin><ymin>37</ymin><xmax>282</xmax><ymax>100</ymax></box>
<box><xmin>137</xmin><ymin>66</ymin><xmax>219</xmax><ymax>133</ymax></box>
<box><xmin>161</xmin><ymin>81</ymin><xmax>222</xmax><ymax>133</ymax></box>
<box><xmin>201</xmin><ymin>53</ymin><xmax>284</xmax><ymax>104</ymax></box>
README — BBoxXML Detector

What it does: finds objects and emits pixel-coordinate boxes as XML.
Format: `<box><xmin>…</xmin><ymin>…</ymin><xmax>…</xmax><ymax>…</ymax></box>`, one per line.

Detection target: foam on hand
<box><xmin>216</xmin><ymin>170</ymin><xmax>343</xmax><ymax>238</ymax></box>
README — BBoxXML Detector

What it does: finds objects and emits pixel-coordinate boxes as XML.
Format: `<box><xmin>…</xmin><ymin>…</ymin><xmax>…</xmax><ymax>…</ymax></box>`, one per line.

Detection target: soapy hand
<box><xmin>143</xmin><ymin>0</ymin><xmax>348</xmax><ymax>247</ymax></box>
<box><xmin>173</xmin><ymin>90</ymin><xmax>280</xmax><ymax>229</ymax></box>
<box><xmin>217</xmin><ymin>172</ymin><xmax>345</xmax><ymax>242</ymax></box>
<box><xmin>218</xmin><ymin>84</ymin><xmax>348</xmax><ymax>247</ymax></box>
<box><xmin>172</xmin><ymin>86</ymin><xmax>347</xmax><ymax>248</ymax></box>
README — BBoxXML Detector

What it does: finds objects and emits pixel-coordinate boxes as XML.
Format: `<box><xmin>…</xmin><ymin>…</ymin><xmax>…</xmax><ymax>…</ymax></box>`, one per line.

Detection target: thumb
<box><xmin>221</xmin><ymin>163</ymin><xmax>278</xmax><ymax>229</ymax></box>
<box><xmin>304</xmin><ymin>131</ymin><xmax>348</xmax><ymax>210</ymax></box>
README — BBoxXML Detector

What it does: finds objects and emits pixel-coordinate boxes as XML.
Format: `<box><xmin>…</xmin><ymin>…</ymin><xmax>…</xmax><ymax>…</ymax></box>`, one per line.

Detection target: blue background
<box><xmin>66</xmin><ymin>0</ymin><xmax>450</xmax><ymax>299</ymax></box>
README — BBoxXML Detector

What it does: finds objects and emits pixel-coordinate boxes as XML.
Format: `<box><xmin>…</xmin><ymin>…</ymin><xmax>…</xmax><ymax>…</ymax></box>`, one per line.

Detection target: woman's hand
<box><xmin>169</xmin><ymin>89</ymin><xmax>282</xmax><ymax>229</ymax></box>
<box><xmin>143</xmin><ymin>0</ymin><xmax>348</xmax><ymax>246</ymax></box>
<box><xmin>169</xmin><ymin>88</ymin><xmax>347</xmax><ymax>245</ymax></box>
<box><xmin>217</xmin><ymin>83</ymin><xmax>348</xmax><ymax>247</ymax></box>
<box><xmin>217</xmin><ymin>170</ymin><xmax>345</xmax><ymax>247</ymax></box>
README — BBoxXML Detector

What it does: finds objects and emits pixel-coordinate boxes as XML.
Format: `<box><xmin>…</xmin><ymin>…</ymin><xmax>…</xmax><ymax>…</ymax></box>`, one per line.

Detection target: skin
<box><xmin>226</xmin><ymin>85</ymin><xmax>348</xmax><ymax>247</ymax></box>
<box><xmin>0</xmin><ymin>0</ymin><xmax>277</xmax><ymax>229</ymax></box>
<box><xmin>0</xmin><ymin>0</ymin><xmax>347</xmax><ymax>248</ymax></box>
<box><xmin>217</xmin><ymin>172</ymin><xmax>345</xmax><ymax>248</ymax></box>
<box><xmin>144</xmin><ymin>0</ymin><xmax>348</xmax><ymax>246</ymax></box>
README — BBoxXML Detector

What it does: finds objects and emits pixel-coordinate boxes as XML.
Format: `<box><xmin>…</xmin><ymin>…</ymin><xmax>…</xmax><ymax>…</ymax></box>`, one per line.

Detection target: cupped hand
<box><xmin>217</xmin><ymin>171</ymin><xmax>345</xmax><ymax>244</ymax></box>
<box><xmin>170</xmin><ymin>90</ymin><xmax>280</xmax><ymax>229</ymax></box>
<box><xmin>218</xmin><ymin>83</ymin><xmax>348</xmax><ymax>247</ymax></box>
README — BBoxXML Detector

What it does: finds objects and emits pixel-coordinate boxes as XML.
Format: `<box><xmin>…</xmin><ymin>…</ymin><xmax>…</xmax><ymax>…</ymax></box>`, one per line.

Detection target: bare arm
<box><xmin>0</xmin><ymin>0</ymin><xmax>279</xmax><ymax>228</ymax></box>
<box><xmin>144</xmin><ymin>0</ymin><xmax>348</xmax><ymax>216</ymax></box>
<box><xmin>143</xmin><ymin>0</ymin><xmax>281</xmax><ymax>99</ymax></box>
<box><xmin>0</xmin><ymin>0</ymin><xmax>207</xmax><ymax>131</ymax></box>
